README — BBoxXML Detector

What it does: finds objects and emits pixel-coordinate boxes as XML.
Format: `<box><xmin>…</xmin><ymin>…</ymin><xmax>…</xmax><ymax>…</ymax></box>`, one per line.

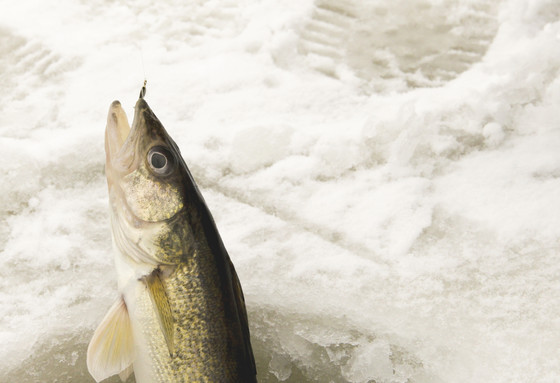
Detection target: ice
<box><xmin>1</xmin><ymin>0</ymin><xmax>560</xmax><ymax>382</ymax></box>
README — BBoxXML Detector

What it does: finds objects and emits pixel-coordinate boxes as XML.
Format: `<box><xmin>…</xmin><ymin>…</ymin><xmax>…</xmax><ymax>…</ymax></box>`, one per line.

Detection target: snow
<box><xmin>1</xmin><ymin>0</ymin><xmax>560</xmax><ymax>382</ymax></box>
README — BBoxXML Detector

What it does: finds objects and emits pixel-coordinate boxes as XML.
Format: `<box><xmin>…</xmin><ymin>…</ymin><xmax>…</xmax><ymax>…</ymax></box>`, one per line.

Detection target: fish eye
<box><xmin>147</xmin><ymin>146</ymin><xmax>175</xmax><ymax>176</ymax></box>
<box><xmin>151</xmin><ymin>152</ymin><xmax>167</xmax><ymax>169</ymax></box>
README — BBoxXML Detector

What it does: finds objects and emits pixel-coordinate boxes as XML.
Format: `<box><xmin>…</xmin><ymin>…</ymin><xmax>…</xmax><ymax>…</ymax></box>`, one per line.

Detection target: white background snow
<box><xmin>1</xmin><ymin>0</ymin><xmax>559</xmax><ymax>382</ymax></box>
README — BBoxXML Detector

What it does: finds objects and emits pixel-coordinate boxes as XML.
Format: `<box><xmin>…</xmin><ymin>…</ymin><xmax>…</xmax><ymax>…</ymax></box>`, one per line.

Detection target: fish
<box><xmin>87</xmin><ymin>84</ymin><xmax>257</xmax><ymax>383</ymax></box>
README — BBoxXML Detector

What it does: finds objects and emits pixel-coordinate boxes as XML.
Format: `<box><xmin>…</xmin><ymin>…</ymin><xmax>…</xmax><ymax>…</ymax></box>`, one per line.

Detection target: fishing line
<box><xmin>138</xmin><ymin>44</ymin><xmax>147</xmax><ymax>98</ymax></box>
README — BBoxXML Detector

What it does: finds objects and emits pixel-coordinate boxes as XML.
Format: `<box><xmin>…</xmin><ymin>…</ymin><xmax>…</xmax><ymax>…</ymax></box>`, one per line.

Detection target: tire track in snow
<box><xmin>0</xmin><ymin>28</ymin><xmax>80</xmax><ymax>109</ymax></box>
<box><xmin>298</xmin><ymin>0</ymin><xmax>357</xmax><ymax>77</ymax></box>
<box><xmin>297</xmin><ymin>0</ymin><xmax>500</xmax><ymax>91</ymax></box>
<box><xmin>152</xmin><ymin>0</ymin><xmax>250</xmax><ymax>46</ymax></box>
<box><xmin>191</xmin><ymin>166</ymin><xmax>393</xmax><ymax>267</ymax></box>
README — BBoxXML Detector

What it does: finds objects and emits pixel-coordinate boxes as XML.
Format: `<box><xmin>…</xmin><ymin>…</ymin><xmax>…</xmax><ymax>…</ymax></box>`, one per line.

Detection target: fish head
<box><xmin>105</xmin><ymin>98</ymin><xmax>190</xmax><ymax>266</ymax></box>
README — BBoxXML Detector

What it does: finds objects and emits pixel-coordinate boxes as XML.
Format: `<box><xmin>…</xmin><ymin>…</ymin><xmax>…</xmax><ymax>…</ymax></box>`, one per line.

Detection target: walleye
<box><xmin>87</xmin><ymin>85</ymin><xmax>257</xmax><ymax>383</ymax></box>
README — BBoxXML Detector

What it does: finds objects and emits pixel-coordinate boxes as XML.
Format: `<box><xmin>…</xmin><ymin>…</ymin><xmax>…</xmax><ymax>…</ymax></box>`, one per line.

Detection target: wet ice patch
<box><xmin>250</xmin><ymin>309</ymin><xmax>437</xmax><ymax>383</ymax></box>
<box><xmin>1</xmin><ymin>333</ymin><xmax>127</xmax><ymax>383</ymax></box>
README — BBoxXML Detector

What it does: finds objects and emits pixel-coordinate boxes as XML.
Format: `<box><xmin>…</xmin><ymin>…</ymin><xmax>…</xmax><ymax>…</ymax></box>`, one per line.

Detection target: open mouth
<box><xmin>105</xmin><ymin>100</ymin><xmax>132</xmax><ymax>165</ymax></box>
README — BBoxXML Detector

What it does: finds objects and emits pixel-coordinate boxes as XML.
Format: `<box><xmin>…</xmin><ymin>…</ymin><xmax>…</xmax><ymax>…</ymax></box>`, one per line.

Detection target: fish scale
<box><xmin>139</xmin><ymin>257</ymin><xmax>232</xmax><ymax>382</ymax></box>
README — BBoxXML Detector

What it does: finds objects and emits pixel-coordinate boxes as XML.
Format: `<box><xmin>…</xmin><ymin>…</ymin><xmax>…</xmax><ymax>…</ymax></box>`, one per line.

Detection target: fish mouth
<box><xmin>105</xmin><ymin>100</ymin><xmax>131</xmax><ymax>166</ymax></box>
<box><xmin>105</xmin><ymin>98</ymin><xmax>170</xmax><ymax>169</ymax></box>
<box><xmin>104</xmin><ymin>96</ymin><xmax>173</xmax><ymax>210</ymax></box>
<box><xmin>105</xmin><ymin>98</ymin><xmax>151</xmax><ymax>174</ymax></box>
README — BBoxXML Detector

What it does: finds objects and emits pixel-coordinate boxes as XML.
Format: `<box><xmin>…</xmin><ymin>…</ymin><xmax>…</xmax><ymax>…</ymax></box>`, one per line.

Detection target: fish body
<box><xmin>87</xmin><ymin>91</ymin><xmax>256</xmax><ymax>383</ymax></box>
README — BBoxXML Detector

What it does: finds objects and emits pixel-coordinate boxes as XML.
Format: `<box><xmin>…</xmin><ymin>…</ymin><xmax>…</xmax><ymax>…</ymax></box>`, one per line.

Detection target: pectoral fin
<box><xmin>87</xmin><ymin>297</ymin><xmax>135</xmax><ymax>383</ymax></box>
<box><xmin>144</xmin><ymin>269</ymin><xmax>175</xmax><ymax>356</ymax></box>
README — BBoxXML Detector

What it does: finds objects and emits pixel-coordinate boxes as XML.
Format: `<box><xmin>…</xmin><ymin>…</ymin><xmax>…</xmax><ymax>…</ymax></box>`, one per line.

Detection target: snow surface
<box><xmin>1</xmin><ymin>0</ymin><xmax>560</xmax><ymax>382</ymax></box>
